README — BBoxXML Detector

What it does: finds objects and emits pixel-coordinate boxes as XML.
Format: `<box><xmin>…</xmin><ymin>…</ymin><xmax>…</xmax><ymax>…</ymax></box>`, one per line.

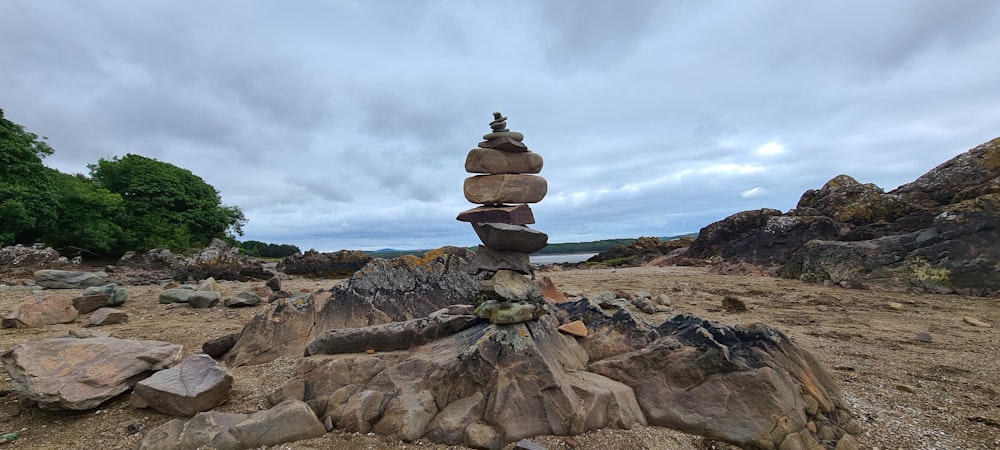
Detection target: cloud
<box><xmin>2</xmin><ymin>1</ymin><xmax>999</xmax><ymax>250</ymax></box>
<box><xmin>741</xmin><ymin>187</ymin><xmax>769</xmax><ymax>199</ymax></box>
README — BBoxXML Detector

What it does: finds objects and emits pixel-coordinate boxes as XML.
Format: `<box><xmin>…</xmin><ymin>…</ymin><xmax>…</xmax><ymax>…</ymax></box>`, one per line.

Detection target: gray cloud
<box><xmin>2</xmin><ymin>1</ymin><xmax>999</xmax><ymax>250</ymax></box>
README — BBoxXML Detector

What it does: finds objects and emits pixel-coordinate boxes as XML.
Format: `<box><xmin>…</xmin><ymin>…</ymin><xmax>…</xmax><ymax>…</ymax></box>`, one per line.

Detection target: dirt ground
<box><xmin>0</xmin><ymin>266</ymin><xmax>997</xmax><ymax>450</ymax></box>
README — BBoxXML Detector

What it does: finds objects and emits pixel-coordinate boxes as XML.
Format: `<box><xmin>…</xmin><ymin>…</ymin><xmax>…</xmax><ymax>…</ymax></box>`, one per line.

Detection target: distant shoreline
<box><xmin>529</xmin><ymin>252</ymin><xmax>597</xmax><ymax>265</ymax></box>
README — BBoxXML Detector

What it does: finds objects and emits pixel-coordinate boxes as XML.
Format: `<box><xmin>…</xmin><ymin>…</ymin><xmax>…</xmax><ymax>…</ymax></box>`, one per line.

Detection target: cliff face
<box><xmin>686</xmin><ymin>137</ymin><xmax>1000</xmax><ymax>296</ymax></box>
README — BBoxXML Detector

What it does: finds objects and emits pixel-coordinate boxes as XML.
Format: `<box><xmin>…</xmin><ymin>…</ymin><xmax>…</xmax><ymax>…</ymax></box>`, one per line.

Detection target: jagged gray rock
<box><xmin>222</xmin><ymin>247</ymin><xmax>481</xmax><ymax>366</ymax></box>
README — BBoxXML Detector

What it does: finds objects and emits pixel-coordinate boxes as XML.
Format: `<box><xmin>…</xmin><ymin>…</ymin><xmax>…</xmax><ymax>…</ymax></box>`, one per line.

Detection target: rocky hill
<box><xmin>685</xmin><ymin>137</ymin><xmax>1000</xmax><ymax>296</ymax></box>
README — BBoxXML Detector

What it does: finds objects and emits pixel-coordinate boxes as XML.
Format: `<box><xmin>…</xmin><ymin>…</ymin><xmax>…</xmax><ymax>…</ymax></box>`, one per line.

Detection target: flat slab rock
<box><xmin>139</xmin><ymin>399</ymin><xmax>325</xmax><ymax>450</ymax></box>
<box><xmin>33</xmin><ymin>269</ymin><xmax>108</xmax><ymax>289</ymax></box>
<box><xmin>2</xmin><ymin>296</ymin><xmax>78</xmax><ymax>328</ymax></box>
<box><xmin>1</xmin><ymin>336</ymin><xmax>182</xmax><ymax>410</ymax></box>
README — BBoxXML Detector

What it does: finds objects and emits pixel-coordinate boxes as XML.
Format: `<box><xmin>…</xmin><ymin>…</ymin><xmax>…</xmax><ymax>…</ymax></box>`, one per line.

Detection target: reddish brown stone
<box><xmin>558</xmin><ymin>320</ymin><xmax>588</xmax><ymax>337</ymax></box>
<box><xmin>456</xmin><ymin>204</ymin><xmax>535</xmax><ymax>225</ymax></box>
<box><xmin>465</xmin><ymin>148</ymin><xmax>543</xmax><ymax>174</ymax></box>
<box><xmin>464</xmin><ymin>174</ymin><xmax>547</xmax><ymax>204</ymax></box>
<box><xmin>536</xmin><ymin>276</ymin><xmax>567</xmax><ymax>302</ymax></box>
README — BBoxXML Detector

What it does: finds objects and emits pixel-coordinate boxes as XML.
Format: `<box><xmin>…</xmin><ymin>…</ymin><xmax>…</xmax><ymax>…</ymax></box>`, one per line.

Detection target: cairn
<box><xmin>459</xmin><ymin>112</ymin><xmax>549</xmax><ymax>324</ymax></box>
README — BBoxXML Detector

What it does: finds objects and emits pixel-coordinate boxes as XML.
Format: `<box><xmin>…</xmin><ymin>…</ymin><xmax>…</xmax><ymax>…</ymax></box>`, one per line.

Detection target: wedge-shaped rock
<box><xmin>84</xmin><ymin>307</ymin><xmax>128</xmax><ymax>326</ymax></box>
<box><xmin>473</xmin><ymin>222</ymin><xmax>548</xmax><ymax>253</ymax></box>
<box><xmin>1</xmin><ymin>336</ymin><xmax>182</xmax><ymax>410</ymax></box>
<box><xmin>465</xmin><ymin>148</ymin><xmax>543</xmax><ymax>174</ymax></box>
<box><xmin>2</xmin><ymin>296</ymin><xmax>78</xmax><ymax>328</ymax></box>
<box><xmin>72</xmin><ymin>293</ymin><xmax>111</xmax><ymax>314</ymax></box>
<box><xmin>138</xmin><ymin>400</ymin><xmax>325</xmax><ymax>450</ymax></box>
<box><xmin>456</xmin><ymin>204</ymin><xmax>536</xmax><ymax>225</ymax></box>
<box><xmin>132</xmin><ymin>354</ymin><xmax>233</xmax><ymax>416</ymax></box>
<box><xmin>464</xmin><ymin>174</ymin><xmax>547</xmax><ymax>204</ymax></box>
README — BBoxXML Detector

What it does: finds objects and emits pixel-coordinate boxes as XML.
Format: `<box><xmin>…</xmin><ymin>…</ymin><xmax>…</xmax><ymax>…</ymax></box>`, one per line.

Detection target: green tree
<box><xmin>0</xmin><ymin>108</ymin><xmax>57</xmax><ymax>246</ymax></box>
<box><xmin>43</xmin><ymin>169</ymin><xmax>126</xmax><ymax>254</ymax></box>
<box><xmin>238</xmin><ymin>240</ymin><xmax>301</xmax><ymax>258</ymax></box>
<box><xmin>89</xmin><ymin>154</ymin><xmax>246</xmax><ymax>251</ymax></box>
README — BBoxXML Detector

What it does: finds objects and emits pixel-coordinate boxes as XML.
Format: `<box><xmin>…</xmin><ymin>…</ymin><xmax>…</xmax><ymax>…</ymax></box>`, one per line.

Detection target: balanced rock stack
<box><xmin>459</xmin><ymin>112</ymin><xmax>549</xmax><ymax>324</ymax></box>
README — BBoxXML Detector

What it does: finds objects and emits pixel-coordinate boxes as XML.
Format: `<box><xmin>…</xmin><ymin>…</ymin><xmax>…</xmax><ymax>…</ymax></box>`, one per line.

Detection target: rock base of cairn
<box><xmin>460</xmin><ymin>113</ymin><xmax>549</xmax><ymax>324</ymax></box>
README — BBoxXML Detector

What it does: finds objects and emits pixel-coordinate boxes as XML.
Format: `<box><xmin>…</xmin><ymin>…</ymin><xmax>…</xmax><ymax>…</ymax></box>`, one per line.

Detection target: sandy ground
<box><xmin>0</xmin><ymin>266</ymin><xmax>997</xmax><ymax>450</ymax></box>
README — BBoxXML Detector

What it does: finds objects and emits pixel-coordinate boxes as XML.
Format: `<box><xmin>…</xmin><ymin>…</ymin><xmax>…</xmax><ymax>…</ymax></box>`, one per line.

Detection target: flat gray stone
<box><xmin>473</xmin><ymin>223</ymin><xmax>548</xmax><ymax>253</ymax></box>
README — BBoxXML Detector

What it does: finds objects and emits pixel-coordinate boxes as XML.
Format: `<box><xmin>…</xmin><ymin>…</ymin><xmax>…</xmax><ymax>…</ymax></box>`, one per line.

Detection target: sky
<box><xmin>3</xmin><ymin>1</ymin><xmax>999</xmax><ymax>252</ymax></box>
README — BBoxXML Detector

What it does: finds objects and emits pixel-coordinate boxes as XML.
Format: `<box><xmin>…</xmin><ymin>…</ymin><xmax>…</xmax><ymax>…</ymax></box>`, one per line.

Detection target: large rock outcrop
<box><xmin>220</xmin><ymin>247</ymin><xmax>481</xmax><ymax>366</ymax></box>
<box><xmin>264</xmin><ymin>300</ymin><xmax>859</xmax><ymax>450</ymax></box>
<box><xmin>686</xmin><ymin>137</ymin><xmax>1000</xmax><ymax>295</ymax></box>
<box><xmin>277</xmin><ymin>249</ymin><xmax>373</xmax><ymax>278</ymax></box>
<box><xmin>207</xmin><ymin>247</ymin><xmax>860</xmax><ymax>449</ymax></box>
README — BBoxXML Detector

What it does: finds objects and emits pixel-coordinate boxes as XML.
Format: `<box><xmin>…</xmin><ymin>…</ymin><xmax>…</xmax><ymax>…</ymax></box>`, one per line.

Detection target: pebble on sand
<box><xmin>962</xmin><ymin>316</ymin><xmax>992</xmax><ymax>328</ymax></box>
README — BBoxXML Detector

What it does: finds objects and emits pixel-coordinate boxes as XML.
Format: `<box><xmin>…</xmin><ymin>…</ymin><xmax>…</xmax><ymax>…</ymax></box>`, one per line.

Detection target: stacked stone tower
<box><xmin>458</xmin><ymin>112</ymin><xmax>549</xmax><ymax>324</ymax></box>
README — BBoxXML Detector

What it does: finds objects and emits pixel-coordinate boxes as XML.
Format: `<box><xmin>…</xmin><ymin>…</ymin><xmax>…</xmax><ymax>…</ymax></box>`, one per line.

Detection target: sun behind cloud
<box><xmin>756</xmin><ymin>141</ymin><xmax>785</xmax><ymax>156</ymax></box>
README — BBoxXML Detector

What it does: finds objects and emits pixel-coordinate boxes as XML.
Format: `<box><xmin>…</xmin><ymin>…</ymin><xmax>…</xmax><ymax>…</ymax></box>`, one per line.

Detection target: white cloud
<box><xmin>2</xmin><ymin>1</ymin><xmax>999</xmax><ymax>250</ymax></box>
<box><xmin>756</xmin><ymin>141</ymin><xmax>785</xmax><ymax>155</ymax></box>
<box><xmin>741</xmin><ymin>187</ymin><xmax>769</xmax><ymax>198</ymax></box>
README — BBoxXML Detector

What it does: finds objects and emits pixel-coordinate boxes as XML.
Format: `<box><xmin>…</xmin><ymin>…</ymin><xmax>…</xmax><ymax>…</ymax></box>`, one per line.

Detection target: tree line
<box><xmin>0</xmin><ymin>108</ymin><xmax>289</xmax><ymax>256</ymax></box>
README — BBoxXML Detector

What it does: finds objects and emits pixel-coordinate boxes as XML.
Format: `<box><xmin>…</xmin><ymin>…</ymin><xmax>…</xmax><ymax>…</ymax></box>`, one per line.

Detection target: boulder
<box><xmin>686</xmin><ymin>211</ymin><xmax>840</xmax><ymax>264</ymax></box>
<box><xmin>797</xmin><ymin>174</ymin><xmax>916</xmax><ymax>224</ymax></box>
<box><xmin>188</xmin><ymin>291</ymin><xmax>221</xmax><ymax>308</ymax></box>
<box><xmin>590</xmin><ymin>315</ymin><xmax>860</xmax><ymax>450</ymax></box>
<box><xmin>33</xmin><ymin>269</ymin><xmax>108</xmax><ymax>289</ymax></box>
<box><xmin>464</xmin><ymin>174</ymin><xmax>547</xmax><ymax>204</ymax></box>
<box><xmin>203</xmin><ymin>333</ymin><xmax>240</xmax><ymax>359</ymax></box>
<box><xmin>83</xmin><ymin>307</ymin><xmax>128</xmax><ymax>326</ymax></box>
<box><xmin>117</xmin><ymin>248</ymin><xmax>179</xmax><ymax>270</ymax></box>
<box><xmin>223</xmin><ymin>247</ymin><xmax>481</xmax><ymax>367</ymax></box>
<box><xmin>553</xmin><ymin>298</ymin><xmax>659</xmax><ymax>362</ymax></box>
<box><xmin>783</xmin><ymin>194</ymin><xmax>1000</xmax><ymax>295</ymax></box>
<box><xmin>225</xmin><ymin>291</ymin><xmax>261</xmax><ymax>307</ymax></box>
<box><xmin>197</xmin><ymin>277</ymin><xmax>220</xmax><ymax>292</ymax></box>
<box><xmin>2</xmin><ymin>296</ymin><xmax>78</xmax><ymax>328</ymax></box>
<box><xmin>0</xmin><ymin>245</ymin><xmax>62</xmax><ymax>270</ymax></box>
<box><xmin>132</xmin><ymin>354</ymin><xmax>233</xmax><ymax>416</ymax></box>
<box><xmin>1</xmin><ymin>336</ymin><xmax>182</xmax><ymax>410</ymax></box>
<box><xmin>892</xmin><ymin>137</ymin><xmax>1000</xmax><ymax>208</ymax></box>
<box><xmin>473</xmin><ymin>222</ymin><xmax>548</xmax><ymax>253</ymax></box>
<box><xmin>171</xmin><ymin>239</ymin><xmax>272</xmax><ymax>282</ymax></box>
<box><xmin>465</xmin><ymin>148</ymin><xmax>543</xmax><ymax>174</ymax></box>
<box><xmin>265</xmin><ymin>276</ymin><xmax>282</xmax><ymax>292</ymax></box>
<box><xmin>83</xmin><ymin>283</ymin><xmax>127</xmax><ymax>306</ymax></box>
<box><xmin>456</xmin><ymin>204</ymin><xmax>536</xmax><ymax>225</ymax></box>
<box><xmin>159</xmin><ymin>288</ymin><xmax>192</xmax><ymax>304</ymax></box>
<box><xmin>138</xmin><ymin>400</ymin><xmax>325</xmax><ymax>450</ymax></box>
<box><xmin>72</xmin><ymin>294</ymin><xmax>111</xmax><ymax>314</ymax></box>
<box><xmin>277</xmin><ymin>249</ymin><xmax>372</xmax><ymax>278</ymax></box>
